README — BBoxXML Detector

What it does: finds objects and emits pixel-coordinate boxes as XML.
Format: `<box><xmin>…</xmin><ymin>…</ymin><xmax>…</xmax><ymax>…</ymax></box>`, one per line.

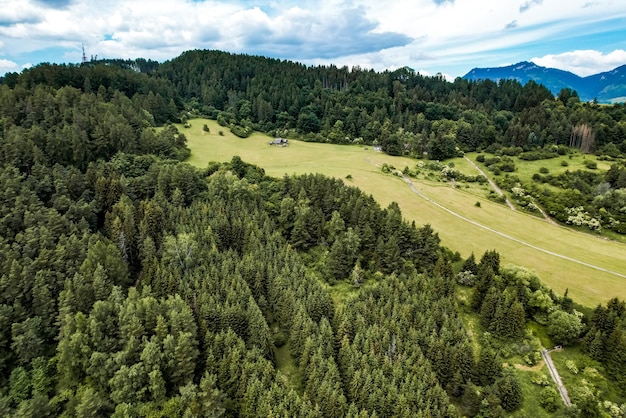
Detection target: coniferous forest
<box><xmin>1</xmin><ymin>51</ymin><xmax>626</xmax><ymax>417</ymax></box>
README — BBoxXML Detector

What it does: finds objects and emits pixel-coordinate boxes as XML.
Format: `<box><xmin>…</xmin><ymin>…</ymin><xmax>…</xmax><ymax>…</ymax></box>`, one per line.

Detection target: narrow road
<box><xmin>401</xmin><ymin>175</ymin><xmax>626</xmax><ymax>280</ymax></box>
<box><xmin>541</xmin><ymin>348</ymin><xmax>572</xmax><ymax>407</ymax></box>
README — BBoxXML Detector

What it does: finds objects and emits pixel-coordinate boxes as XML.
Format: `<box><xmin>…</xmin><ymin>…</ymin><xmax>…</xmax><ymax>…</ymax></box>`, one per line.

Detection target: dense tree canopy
<box><xmin>1</xmin><ymin>50</ymin><xmax>625</xmax><ymax>417</ymax></box>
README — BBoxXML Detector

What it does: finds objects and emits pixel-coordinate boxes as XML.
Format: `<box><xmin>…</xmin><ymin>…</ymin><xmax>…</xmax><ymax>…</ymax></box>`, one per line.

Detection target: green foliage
<box><xmin>539</xmin><ymin>386</ymin><xmax>560</xmax><ymax>412</ymax></box>
<box><xmin>2</xmin><ymin>50</ymin><xmax>626</xmax><ymax>418</ymax></box>
<box><xmin>547</xmin><ymin>310</ymin><xmax>583</xmax><ymax>345</ymax></box>
<box><xmin>230</xmin><ymin>124</ymin><xmax>252</xmax><ymax>138</ymax></box>
<box><xmin>494</xmin><ymin>369</ymin><xmax>523</xmax><ymax>411</ymax></box>
<box><xmin>519</xmin><ymin>149</ymin><xmax>559</xmax><ymax>161</ymax></box>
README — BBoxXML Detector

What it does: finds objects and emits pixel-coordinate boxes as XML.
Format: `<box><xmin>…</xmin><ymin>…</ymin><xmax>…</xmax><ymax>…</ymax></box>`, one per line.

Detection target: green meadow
<box><xmin>183</xmin><ymin>119</ymin><xmax>626</xmax><ymax>307</ymax></box>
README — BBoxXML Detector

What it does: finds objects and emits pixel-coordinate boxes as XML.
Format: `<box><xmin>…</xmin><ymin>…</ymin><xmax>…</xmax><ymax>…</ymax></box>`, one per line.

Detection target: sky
<box><xmin>1</xmin><ymin>0</ymin><xmax>626</xmax><ymax>79</ymax></box>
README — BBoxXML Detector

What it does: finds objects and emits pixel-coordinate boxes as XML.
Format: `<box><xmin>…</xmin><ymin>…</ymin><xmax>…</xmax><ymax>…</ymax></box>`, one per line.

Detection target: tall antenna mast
<box><xmin>82</xmin><ymin>43</ymin><xmax>87</xmax><ymax>64</ymax></box>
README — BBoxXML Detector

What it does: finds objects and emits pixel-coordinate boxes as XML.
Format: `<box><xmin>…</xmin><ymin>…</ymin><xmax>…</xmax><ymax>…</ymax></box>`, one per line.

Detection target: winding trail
<box><xmin>401</xmin><ymin>175</ymin><xmax>626</xmax><ymax>280</ymax></box>
<box><xmin>464</xmin><ymin>156</ymin><xmax>516</xmax><ymax>211</ymax></box>
<box><xmin>464</xmin><ymin>156</ymin><xmax>557</xmax><ymax>225</ymax></box>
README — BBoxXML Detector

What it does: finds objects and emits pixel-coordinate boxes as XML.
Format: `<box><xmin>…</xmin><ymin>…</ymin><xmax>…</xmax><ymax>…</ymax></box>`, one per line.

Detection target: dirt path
<box><xmin>400</xmin><ymin>175</ymin><xmax>626</xmax><ymax>280</ymax></box>
<box><xmin>535</xmin><ymin>203</ymin><xmax>558</xmax><ymax>225</ymax></box>
<box><xmin>464</xmin><ymin>157</ymin><xmax>558</xmax><ymax>225</ymax></box>
<box><xmin>513</xmin><ymin>360</ymin><xmax>545</xmax><ymax>372</ymax></box>
<box><xmin>464</xmin><ymin>156</ymin><xmax>516</xmax><ymax>211</ymax></box>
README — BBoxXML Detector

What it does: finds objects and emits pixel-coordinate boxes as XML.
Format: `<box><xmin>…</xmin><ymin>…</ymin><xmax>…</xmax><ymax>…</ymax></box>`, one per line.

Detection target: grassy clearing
<box><xmin>510</xmin><ymin>368</ymin><xmax>556</xmax><ymax>418</ymax></box>
<box><xmin>273</xmin><ymin>343</ymin><xmax>303</xmax><ymax>395</ymax></box>
<box><xmin>183</xmin><ymin>118</ymin><xmax>626</xmax><ymax>307</ymax></box>
<box><xmin>465</xmin><ymin>151</ymin><xmax>614</xmax><ymax>181</ymax></box>
<box><xmin>321</xmin><ymin>278</ymin><xmax>378</xmax><ymax>311</ymax></box>
<box><xmin>526</xmin><ymin>321</ymin><xmax>554</xmax><ymax>349</ymax></box>
<box><xmin>551</xmin><ymin>346</ymin><xmax>625</xmax><ymax>405</ymax></box>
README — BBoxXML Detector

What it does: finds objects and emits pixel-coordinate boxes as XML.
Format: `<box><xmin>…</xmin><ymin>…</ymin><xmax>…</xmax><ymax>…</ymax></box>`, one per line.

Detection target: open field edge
<box><xmin>183</xmin><ymin>119</ymin><xmax>626</xmax><ymax>307</ymax></box>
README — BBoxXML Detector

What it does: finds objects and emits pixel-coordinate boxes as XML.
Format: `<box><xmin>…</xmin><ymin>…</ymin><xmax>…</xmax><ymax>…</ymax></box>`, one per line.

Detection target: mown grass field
<box><xmin>182</xmin><ymin>119</ymin><xmax>626</xmax><ymax>307</ymax></box>
<box><xmin>465</xmin><ymin>150</ymin><xmax>613</xmax><ymax>177</ymax></box>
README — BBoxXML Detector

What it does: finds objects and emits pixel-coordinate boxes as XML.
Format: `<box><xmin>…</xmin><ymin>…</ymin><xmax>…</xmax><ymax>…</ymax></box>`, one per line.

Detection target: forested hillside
<box><xmin>156</xmin><ymin>50</ymin><xmax>626</xmax><ymax>158</ymax></box>
<box><xmin>0</xmin><ymin>66</ymin><xmax>474</xmax><ymax>416</ymax></box>
<box><xmin>0</xmin><ymin>52</ymin><xmax>626</xmax><ymax>417</ymax></box>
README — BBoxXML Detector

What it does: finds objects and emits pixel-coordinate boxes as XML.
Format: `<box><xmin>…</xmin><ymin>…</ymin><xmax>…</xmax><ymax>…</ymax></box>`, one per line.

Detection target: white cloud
<box><xmin>519</xmin><ymin>0</ymin><xmax>543</xmax><ymax>13</ymax></box>
<box><xmin>531</xmin><ymin>50</ymin><xmax>626</xmax><ymax>76</ymax></box>
<box><xmin>0</xmin><ymin>0</ymin><xmax>625</xmax><ymax>77</ymax></box>
<box><xmin>0</xmin><ymin>59</ymin><xmax>19</xmax><ymax>74</ymax></box>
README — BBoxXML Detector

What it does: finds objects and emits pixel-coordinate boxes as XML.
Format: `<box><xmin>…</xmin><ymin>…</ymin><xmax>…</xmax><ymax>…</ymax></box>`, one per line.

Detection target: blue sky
<box><xmin>1</xmin><ymin>0</ymin><xmax>625</xmax><ymax>79</ymax></box>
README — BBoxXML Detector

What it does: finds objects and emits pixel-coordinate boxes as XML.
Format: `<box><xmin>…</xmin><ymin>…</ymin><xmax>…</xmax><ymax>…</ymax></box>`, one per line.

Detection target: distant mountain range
<box><xmin>463</xmin><ymin>61</ymin><xmax>626</xmax><ymax>104</ymax></box>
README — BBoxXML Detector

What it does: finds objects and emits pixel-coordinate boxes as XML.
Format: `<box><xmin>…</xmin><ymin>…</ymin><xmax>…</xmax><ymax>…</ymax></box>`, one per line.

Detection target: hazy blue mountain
<box><xmin>463</xmin><ymin>61</ymin><xmax>626</xmax><ymax>103</ymax></box>
<box><xmin>585</xmin><ymin>65</ymin><xmax>626</xmax><ymax>103</ymax></box>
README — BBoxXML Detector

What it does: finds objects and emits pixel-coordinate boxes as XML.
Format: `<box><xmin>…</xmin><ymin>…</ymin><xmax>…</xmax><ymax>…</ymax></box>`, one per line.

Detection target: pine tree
<box><xmin>198</xmin><ymin>372</ymin><xmax>226</xmax><ymax>418</ymax></box>
<box><xmin>475</xmin><ymin>348</ymin><xmax>502</xmax><ymax>386</ymax></box>
<box><xmin>462</xmin><ymin>252</ymin><xmax>478</xmax><ymax>275</ymax></box>
<box><xmin>479</xmin><ymin>250</ymin><xmax>501</xmax><ymax>275</ymax></box>
<box><xmin>172</xmin><ymin>332</ymin><xmax>199</xmax><ymax>388</ymax></box>
<box><xmin>495</xmin><ymin>370</ymin><xmax>522</xmax><ymax>411</ymax></box>
<box><xmin>480</xmin><ymin>287</ymin><xmax>499</xmax><ymax>329</ymax></box>
<box><xmin>471</xmin><ymin>265</ymin><xmax>494</xmax><ymax>311</ymax></box>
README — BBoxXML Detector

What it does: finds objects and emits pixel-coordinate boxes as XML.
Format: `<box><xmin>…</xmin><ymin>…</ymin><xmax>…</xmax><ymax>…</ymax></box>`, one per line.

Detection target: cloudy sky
<box><xmin>1</xmin><ymin>0</ymin><xmax>625</xmax><ymax>79</ymax></box>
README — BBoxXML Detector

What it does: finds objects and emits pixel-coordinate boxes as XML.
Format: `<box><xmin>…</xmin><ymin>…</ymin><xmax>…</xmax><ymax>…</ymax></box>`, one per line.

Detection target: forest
<box><xmin>0</xmin><ymin>51</ymin><xmax>625</xmax><ymax>417</ymax></box>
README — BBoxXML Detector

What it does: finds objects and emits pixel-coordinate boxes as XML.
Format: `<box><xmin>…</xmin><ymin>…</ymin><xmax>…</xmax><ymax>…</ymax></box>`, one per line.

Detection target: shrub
<box><xmin>203</xmin><ymin>124</ymin><xmax>210</xmax><ymax>132</ymax></box>
<box><xmin>501</xmin><ymin>146</ymin><xmax>523</xmax><ymax>156</ymax></box>
<box><xmin>230</xmin><ymin>124</ymin><xmax>252</xmax><ymax>138</ymax></box>
<box><xmin>539</xmin><ymin>167</ymin><xmax>549</xmax><ymax>174</ymax></box>
<box><xmin>381</xmin><ymin>163</ymin><xmax>393</xmax><ymax>173</ymax></box>
<box><xmin>561</xmin><ymin>160</ymin><xmax>569</xmax><ymax>167</ymax></box>
<box><xmin>539</xmin><ymin>387</ymin><xmax>560</xmax><ymax>412</ymax></box>
<box><xmin>499</xmin><ymin>161</ymin><xmax>516</xmax><ymax>172</ymax></box>
<box><xmin>557</xmin><ymin>145</ymin><xmax>569</xmax><ymax>155</ymax></box>
<box><xmin>476</xmin><ymin>154</ymin><xmax>485</xmax><ymax>162</ymax></box>
<box><xmin>531</xmin><ymin>373</ymin><xmax>550</xmax><ymax>386</ymax></box>
<box><xmin>474</xmin><ymin>201</ymin><xmax>481</xmax><ymax>207</ymax></box>
<box><xmin>273</xmin><ymin>329</ymin><xmax>287</xmax><ymax>347</ymax></box>
<box><xmin>456</xmin><ymin>270</ymin><xmax>477</xmax><ymax>286</ymax></box>
<box><xmin>218</xmin><ymin>131</ymin><xmax>224</xmax><ymax>136</ymax></box>
<box><xmin>485</xmin><ymin>143</ymin><xmax>502</xmax><ymax>154</ymax></box>
<box><xmin>566</xmin><ymin>360</ymin><xmax>579</xmax><ymax>375</ymax></box>
<box><xmin>484</xmin><ymin>157</ymin><xmax>500</xmax><ymax>166</ymax></box>
<box><xmin>584</xmin><ymin>160</ymin><xmax>598</xmax><ymax>169</ymax></box>
<box><xmin>519</xmin><ymin>149</ymin><xmax>559</xmax><ymax>161</ymax></box>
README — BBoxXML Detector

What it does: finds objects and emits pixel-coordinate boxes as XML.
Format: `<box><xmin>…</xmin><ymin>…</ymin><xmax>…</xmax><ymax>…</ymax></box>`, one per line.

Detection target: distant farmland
<box><xmin>183</xmin><ymin>118</ymin><xmax>626</xmax><ymax>307</ymax></box>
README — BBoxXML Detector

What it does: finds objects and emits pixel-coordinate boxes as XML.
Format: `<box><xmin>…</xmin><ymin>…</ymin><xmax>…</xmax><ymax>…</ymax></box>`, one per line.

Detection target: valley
<box><xmin>184</xmin><ymin>118</ymin><xmax>626</xmax><ymax>307</ymax></box>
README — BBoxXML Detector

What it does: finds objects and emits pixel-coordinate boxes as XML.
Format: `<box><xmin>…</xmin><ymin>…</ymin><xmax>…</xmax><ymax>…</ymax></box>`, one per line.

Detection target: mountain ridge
<box><xmin>463</xmin><ymin>61</ymin><xmax>626</xmax><ymax>103</ymax></box>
